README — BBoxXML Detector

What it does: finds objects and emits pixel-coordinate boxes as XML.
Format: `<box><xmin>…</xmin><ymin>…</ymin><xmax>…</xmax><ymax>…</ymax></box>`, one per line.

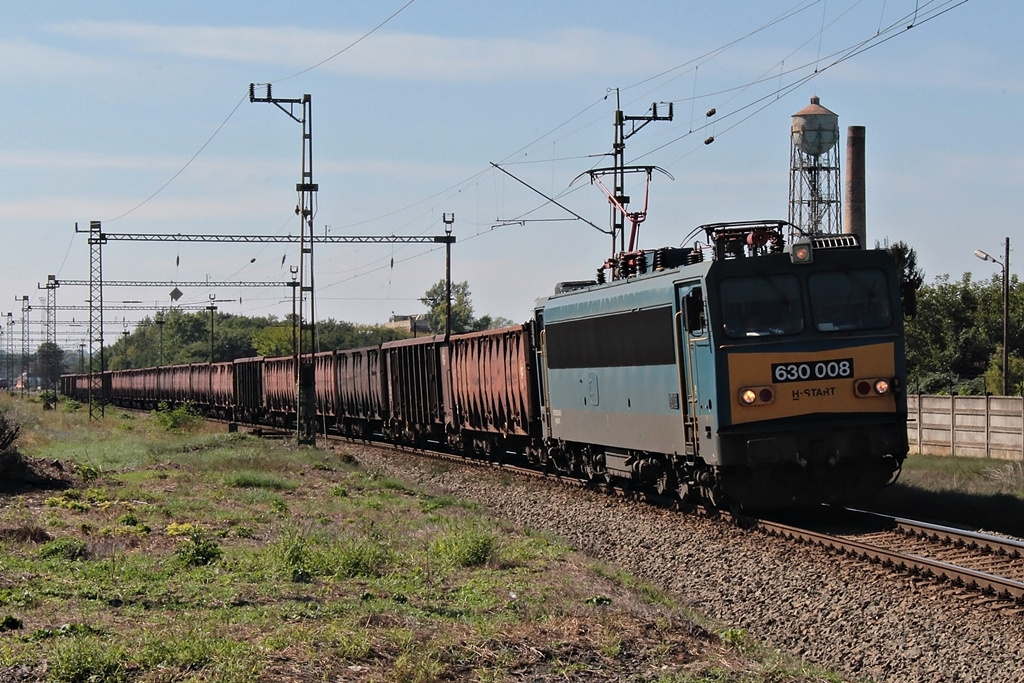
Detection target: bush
<box><xmin>175</xmin><ymin>530</ymin><xmax>223</xmax><ymax>567</ymax></box>
<box><xmin>37</xmin><ymin>390</ymin><xmax>58</xmax><ymax>410</ymax></box>
<box><xmin>151</xmin><ymin>402</ymin><xmax>201</xmax><ymax>431</ymax></box>
<box><xmin>39</xmin><ymin>538</ymin><xmax>88</xmax><ymax>561</ymax></box>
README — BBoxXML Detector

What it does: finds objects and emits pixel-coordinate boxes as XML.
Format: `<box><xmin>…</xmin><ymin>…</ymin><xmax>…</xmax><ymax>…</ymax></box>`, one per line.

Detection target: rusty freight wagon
<box><xmin>336</xmin><ymin>345</ymin><xmax>387</xmax><ymax>438</ymax></box>
<box><xmin>262</xmin><ymin>356</ymin><xmax>297</xmax><ymax>427</ymax></box>
<box><xmin>381</xmin><ymin>335</ymin><xmax>449</xmax><ymax>447</ymax></box>
<box><xmin>447</xmin><ymin>324</ymin><xmax>541</xmax><ymax>456</ymax></box>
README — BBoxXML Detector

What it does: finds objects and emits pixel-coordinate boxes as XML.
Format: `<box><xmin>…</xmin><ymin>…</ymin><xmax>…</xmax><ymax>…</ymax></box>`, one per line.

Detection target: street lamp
<box><xmin>974</xmin><ymin>237</ymin><xmax>1010</xmax><ymax>395</ymax></box>
<box><xmin>122</xmin><ymin>320</ymin><xmax>130</xmax><ymax>368</ymax></box>
<box><xmin>442</xmin><ymin>213</ymin><xmax>455</xmax><ymax>341</ymax></box>
<box><xmin>207</xmin><ymin>295</ymin><xmax>218</xmax><ymax>365</ymax></box>
<box><xmin>154</xmin><ymin>311</ymin><xmax>165</xmax><ymax>367</ymax></box>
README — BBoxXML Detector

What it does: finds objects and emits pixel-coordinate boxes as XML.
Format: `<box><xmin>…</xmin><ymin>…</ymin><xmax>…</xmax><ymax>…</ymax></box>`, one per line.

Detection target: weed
<box><xmin>39</xmin><ymin>537</ymin><xmax>88</xmax><ymax>561</ymax></box>
<box><xmin>47</xmin><ymin>636</ymin><xmax>128</xmax><ymax>683</ymax></box>
<box><xmin>74</xmin><ymin>463</ymin><xmax>101</xmax><ymax>481</ymax></box>
<box><xmin>151</xmin><ymin>401</ymin><xmax>201</xmax><ymax>431</ymax></box>
<box><xmin>174</xmin><ymin>529</ymin><xmax>223</xmax><ymax>567</ymax></box>
<box><xmin>225</xmin><ymin>470</ymin><xmax>297</xmax><ymax>491</ymax></box>
<box><xmin>233</xmin><ymin>524</ymin><xmax>257</xmax><ymax>539</ymax></box>
<box><xmin>430</xmin><ymin>525</ymin><xmax>495</xmax><ymax>568</ymax></box>
<box><xmin>165</xmin><ymin>522</ymin><xmax>198</xmax><ymax>537</ymax></box>
<box><xmin>334</xmin><ymin>538</ymin><xmax>394</xmax><ymax>578</ymax></box>
<box><xmin>717</xmin><ymin>627</ymin><xmax>750</xmax><ymax>651</ymax></box>
<box><xmin>61</xmin><ymin>398</ymin><xmax>82</xmax><ymax>412</ymax></box>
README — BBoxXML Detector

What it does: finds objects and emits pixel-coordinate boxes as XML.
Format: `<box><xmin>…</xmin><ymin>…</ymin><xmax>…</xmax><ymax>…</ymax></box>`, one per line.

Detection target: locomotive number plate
<box><xmin>771</xmin><ymin>358</ymin><xmax>854</xmax><ymax>383</ymax></box>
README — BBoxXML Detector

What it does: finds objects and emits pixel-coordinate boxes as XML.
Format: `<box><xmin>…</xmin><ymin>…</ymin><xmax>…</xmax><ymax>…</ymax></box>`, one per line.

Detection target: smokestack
<box><xmin>844</xmin><ymin>125</ymin><xmax>866</xmax><ymax>245</ymax></box>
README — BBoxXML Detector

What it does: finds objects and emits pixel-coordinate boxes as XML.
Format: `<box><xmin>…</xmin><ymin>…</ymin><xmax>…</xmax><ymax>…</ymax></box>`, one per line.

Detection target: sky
<box><xmin>0</xmin><ymin>0</ymin><xmax>1017</xmax><ymax>349</ymax></box>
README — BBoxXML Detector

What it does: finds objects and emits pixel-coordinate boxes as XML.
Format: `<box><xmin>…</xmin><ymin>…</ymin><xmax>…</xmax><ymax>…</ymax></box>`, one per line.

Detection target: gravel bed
<box><xmin>347</xmin><ymin>443</ymin><xmax>1024</xmax><ymax>683</ymax></box>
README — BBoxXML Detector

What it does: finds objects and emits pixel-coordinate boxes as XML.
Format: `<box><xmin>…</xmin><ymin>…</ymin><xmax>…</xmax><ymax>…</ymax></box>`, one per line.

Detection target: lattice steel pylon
<box><xmin>4</xmin><ymin>313</ymin><xmax>12</xmax><ymax>392</ymax></box>
<box><xmin>39</xmin><ymin>276</ymin><xmax>58</xmax><ymax>391</ymax></box>
<box><xmin>80</xmin><ymin>221</ymin><xmax>106</xmax><ymax>419</ymax></box>
<box><xmin>18</xmin><ymin>296</ymin><xmax>30</xmax><ymax>395</ymax></box>
<box><xmin>250</xmin><ymin>84</ymin><xmax>318</xmax><ymax>445</ymax></box>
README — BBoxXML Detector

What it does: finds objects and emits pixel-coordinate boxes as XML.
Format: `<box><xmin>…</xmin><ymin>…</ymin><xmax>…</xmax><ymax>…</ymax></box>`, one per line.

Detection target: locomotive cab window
<box><xmin>809</xmin><ymin>268</ymin><xmax>892</xmax><ymax>332</ymax></box>
<box><xmin>720</xmin><ymin>274</ymin><xmax>803</xmax><ymax>338</ymax></box>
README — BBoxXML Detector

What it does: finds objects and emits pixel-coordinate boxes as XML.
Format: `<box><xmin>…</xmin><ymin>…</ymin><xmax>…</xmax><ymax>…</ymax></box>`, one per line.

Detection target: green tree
<box><xmin>34</xmin><ymin>342</ymin><xmax>64</xmax><ymax>389</ymax></box>
<box><xmin>252</xmin><ymin>324</ymin><xmax>295</xmax><ymax>357</ymax></box>
<box><xmin>420</xmin><ymin>280</ymin><xmax>477</xmax><ymax>334</ymax></box>
<box><xmin>419</xmin><ymin>280</ymin><xmax>517</xmax><ymax>334</ymax></box>
<box><xmin>887</xmin><ymin>241</ymin><xmax>925</xmax><ymax>318</ymax></box>
<box><xmin>904</xmin><ymin>271</ymin><xmax>1023</xmax><ymax>394</ymax></box>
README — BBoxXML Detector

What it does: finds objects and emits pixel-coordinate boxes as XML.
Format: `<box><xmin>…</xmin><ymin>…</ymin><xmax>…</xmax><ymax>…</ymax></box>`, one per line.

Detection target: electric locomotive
<box><xmin>534</xmin><ymin>220</ymin><xmax>908</xmax><ymax>508</ymax></box>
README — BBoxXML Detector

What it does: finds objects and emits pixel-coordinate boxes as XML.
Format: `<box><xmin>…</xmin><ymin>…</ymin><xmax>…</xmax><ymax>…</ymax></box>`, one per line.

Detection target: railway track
<box><xmin>756</xmin><ymin>508</ymin><xmax>1024</xmax><ymax>607</ymax></box>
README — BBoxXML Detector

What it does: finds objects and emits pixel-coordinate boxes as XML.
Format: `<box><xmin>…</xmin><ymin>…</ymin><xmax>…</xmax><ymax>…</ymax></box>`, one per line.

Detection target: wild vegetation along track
<box><xmin>756</xmin><ymin>508</ymin><xmax>1024</xmax><ymax>606</ymax></box>
<box><xmin>277</xmin><ymin>428</ymin><xmax>1024</xmax><ymax>608</ymax></box>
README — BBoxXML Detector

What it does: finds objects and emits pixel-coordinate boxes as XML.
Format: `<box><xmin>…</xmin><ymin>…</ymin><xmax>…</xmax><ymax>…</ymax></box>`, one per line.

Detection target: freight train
<box><xmin>61</xmin><ymin>220</ymin><xmax>909</xmax><ymax>509</ymax></box>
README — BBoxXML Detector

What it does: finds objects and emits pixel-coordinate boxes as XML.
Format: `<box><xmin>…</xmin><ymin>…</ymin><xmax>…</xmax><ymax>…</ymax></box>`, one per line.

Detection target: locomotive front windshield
<box><xmin>808</xmin><ymin>268</ymin><xmax>892</xmax><ymax>332</ymax></box>
<box><xmin>718</xmin><ymin>266</ymin><xmax>893</xmax><ymax>338</ymax></box>
<box><xmin>720</xmin><ymin>275</ymin><xmax>803</xmax><ymax>337</ymax></box>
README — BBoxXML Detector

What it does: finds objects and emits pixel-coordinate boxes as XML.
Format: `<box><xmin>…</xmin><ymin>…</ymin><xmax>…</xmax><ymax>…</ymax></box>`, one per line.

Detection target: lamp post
<box><xmin>289</xmin><ymin>266</ymin><xmax>299</xmax><ymax>364</ymax></box>
<box><xmin>442</xmin><ymin>213</ymin><xmax>455</xmax><ymax>341</ymax></box>
<box><xmin>974</xmin><ymin>237</ymin><xmax>1010</xmax><ymax>395</ymax></box>
<box><xmin>155</xmin><ymin>311</ymin><xmax>165</xmax><ymax>367</ymax></box>
<box><xmin>122</xmin><ymin>320</ymin><xmax>130</xmax><ymax>368</ymax></box>
<box><xmin>207</xmin><ymin>295</ymin><xmax>218</xmax><ymax>365</ymax></box>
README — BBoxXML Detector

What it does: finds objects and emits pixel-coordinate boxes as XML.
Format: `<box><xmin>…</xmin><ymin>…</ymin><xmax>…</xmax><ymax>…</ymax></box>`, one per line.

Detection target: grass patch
<box><xmin>0</xmin><ymin>395</ymin><xmax>853</xmax><ymax>681</ymax></box>
<box><xmin>871</xmin><ymin>453</ymin><xmax>1024</xmax><ymax>536</ymax></box>
<box><xmin>224</xmin><ymin>469</ymin><xmax>297</xmax><ymax>491</ymax></box>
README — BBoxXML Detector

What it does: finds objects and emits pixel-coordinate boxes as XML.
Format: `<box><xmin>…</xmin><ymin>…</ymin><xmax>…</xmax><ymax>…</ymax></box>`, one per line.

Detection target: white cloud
<box><xmin>0</xmin><ymin>37</ymin><xmax>112</xmax><ymax>83</ymax></box>
<box><xmin>50</xmin><ymin>21</ymin><xmax>668</xmax><ymax>82</ymax></box>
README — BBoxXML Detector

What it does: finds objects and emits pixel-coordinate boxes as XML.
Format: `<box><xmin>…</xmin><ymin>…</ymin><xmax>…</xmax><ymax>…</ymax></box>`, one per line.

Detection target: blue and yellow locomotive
<box><xmin>534</xmin><ymin>220</ymin><xmax>907</xmax><ymax>508</ymax></box>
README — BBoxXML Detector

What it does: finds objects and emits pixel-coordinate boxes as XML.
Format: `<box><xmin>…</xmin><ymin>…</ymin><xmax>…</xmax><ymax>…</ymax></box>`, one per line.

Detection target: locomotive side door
<box><xmin>677</xmin><ymin>284</ymin><xmax>718</xmax><ymax>462</ymax></box>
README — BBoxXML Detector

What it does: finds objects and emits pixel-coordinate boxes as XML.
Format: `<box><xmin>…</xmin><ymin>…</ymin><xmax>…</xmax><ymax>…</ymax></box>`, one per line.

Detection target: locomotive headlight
<box><xmin>854</xmin><ymin>378</ymin><xmax>893</xmax><ymax>397</ymax></box>
<box><xmin>739</xmin><ymin>386</ymin><xmax>774</xmax><ymax>405</ymax></box>
<box><xmin>790</xmin><ymin>238</ymin><xmax>813</xmax><ymax>264</ymax></box>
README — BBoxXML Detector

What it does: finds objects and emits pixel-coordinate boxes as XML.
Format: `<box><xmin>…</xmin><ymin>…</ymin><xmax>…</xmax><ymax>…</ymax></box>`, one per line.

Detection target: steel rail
<box><xmin>758</xmin><ymin>518</ymin><xmax>1024</xmax><ymax>602</ymax></box>
<box><xmin>844</xmin><ymin>506</ymin><xmax>1024</xmax><ymax>558</ymax></box>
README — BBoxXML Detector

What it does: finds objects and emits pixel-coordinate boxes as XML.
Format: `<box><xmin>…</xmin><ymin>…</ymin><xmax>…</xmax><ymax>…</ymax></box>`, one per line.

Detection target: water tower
<box><xmin>788</xmin><ymin>95</ymin><xmax>841</xmax><ymax>241</ymax></box>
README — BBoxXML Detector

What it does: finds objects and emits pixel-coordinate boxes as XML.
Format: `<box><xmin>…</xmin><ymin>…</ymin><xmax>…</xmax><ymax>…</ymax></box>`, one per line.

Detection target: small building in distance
<box><xmin>385</xmin><ymin>314</ymin><xmax>431</xmax><ymax>337</ymax></box>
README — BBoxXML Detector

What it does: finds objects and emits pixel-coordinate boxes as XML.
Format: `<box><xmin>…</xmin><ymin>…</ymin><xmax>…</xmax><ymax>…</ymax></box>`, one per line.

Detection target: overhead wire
<box><xmin>81</xmin><ymin>0</ymin><xmax>970</xmax><ymax>322</ymax></box>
